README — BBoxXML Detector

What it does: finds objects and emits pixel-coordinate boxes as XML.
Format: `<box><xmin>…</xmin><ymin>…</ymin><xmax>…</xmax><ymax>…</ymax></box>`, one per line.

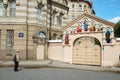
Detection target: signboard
<box><xmin>19</xmin><ymin>32</ymin><xmax>24</xmax><ymax>38</ymax></box>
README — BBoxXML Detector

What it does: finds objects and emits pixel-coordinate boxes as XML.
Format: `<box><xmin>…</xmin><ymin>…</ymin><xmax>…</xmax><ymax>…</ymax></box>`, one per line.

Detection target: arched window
<box><xmin>9</xmin><ymin>0</ymin><xmax>16</xmax><ymax>17</ymax></box>
<box><xmin>0</xmin><ymin>0</ymin><xmax>3</xmax><ymax>16</ymax></box>
<box><xmin>37</xmin><ymin>31</ymin><xmax>46</xmax><ymax>38</ymax></box>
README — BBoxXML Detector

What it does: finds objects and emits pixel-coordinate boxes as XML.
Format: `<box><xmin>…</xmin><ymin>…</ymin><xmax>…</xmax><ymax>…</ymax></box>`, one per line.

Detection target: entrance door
<box><xmin>73</xmin><ymin>37</ymin><xmax>101</xmax><ymax>65</ymax></box>
<box><xmin>37</xmin><ymin>45</ymin><xmax>44</xmax><ymax>60</ymax></box>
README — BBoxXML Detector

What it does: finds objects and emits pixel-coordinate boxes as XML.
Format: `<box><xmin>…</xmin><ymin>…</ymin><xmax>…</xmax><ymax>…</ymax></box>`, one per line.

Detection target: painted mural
<box><xmin>64</xmin><ymin>32</ymin><xmax>69</xmax><ymax>44</ymax></box>
<box><xmin>63</xmin><ymin>17</ymin><xmax>105</xmax><ymax>35</ymax></box>
<box><xmin>63</xmin><ymin>17</ymin><xmax>113</xmax><ymax>44</ymax></box>
<box><xmin>104</xmin><ymin>27</ymin><xmax>112</xmax><ymax>43</ymax></box>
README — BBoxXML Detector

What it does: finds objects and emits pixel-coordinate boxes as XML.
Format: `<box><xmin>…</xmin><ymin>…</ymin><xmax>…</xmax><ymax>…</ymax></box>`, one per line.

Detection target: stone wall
<box><xmin>0</xmin><ymin>24</ymin><xmax>27</xmax><ymax>60</ymax></box>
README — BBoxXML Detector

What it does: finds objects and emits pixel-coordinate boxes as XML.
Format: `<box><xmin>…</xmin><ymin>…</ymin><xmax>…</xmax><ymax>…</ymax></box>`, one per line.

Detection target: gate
<box><xmin>73</xmin><ymin>36</ymin><xmax>101</xmax><ymax>65</ymax></box>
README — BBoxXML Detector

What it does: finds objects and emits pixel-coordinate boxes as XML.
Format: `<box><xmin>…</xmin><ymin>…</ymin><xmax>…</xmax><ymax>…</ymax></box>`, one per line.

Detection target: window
<box><xmin>0</xmin><ymin>0</ymin><xmax>3</xmax><ymax>16</ymax></box>
<box><xmin>72</xmin><ymin>4</ymin><xmax>74</xmax><ymax>8</ymax></box>
<box><xmin>37</xmin><ymin>7</ymin><xmax>42</xmax><ymax>21</ymax></box>
<box><xmin>79</xmin><ymin>5</ymin><xmax>82</xmax><ymax>12</ymax></box>
<box><xmin>6</xmin><ymin>30</ymin><xmax>14</xmax><ymax>48</ymax></box>
<box><xmin>58</xmin><ymin>13</ymin><xmax>63</xmax><ymax>26</ymax></box>
<box><xmin>37</xmin><ymin>31</ymin><xmax>46</xmax><ymax>38</ymax></box>
<box><xmin>63</xmin><ymin>0</ymin><xmax>67</xmax><ymax>5</ymax></box>
<box><xmin>6</xmin><ymin>30</ymin><xmax>14</xmax><ymax>55</ymax></box>
<box><xmin>52</xmin><ymin>10</ymin><xmax>55</xmax><ymax>24</ymax></box>
<box><xmin>36</xmin><ymin>3</ymin><xmax>44</xmax><ymax>21</ymax></box>
<box><xmin>84</xmin><ymin>5</ymin><xmax>87</xmax><ymax>11</ymax></box>
<box><xmin>9</xmin><ymin>1</ymin><xmax>16</xmax><ymax>17</ymax></box>
<box><xmin>52</xmin><ymin>10</ymin><xmax>57</xmax><ymax>25</ymax></box>
<box><xmin>72</xmin><ymin>15</ymin><xmax>75</xmax><ymax>20</ymax></box>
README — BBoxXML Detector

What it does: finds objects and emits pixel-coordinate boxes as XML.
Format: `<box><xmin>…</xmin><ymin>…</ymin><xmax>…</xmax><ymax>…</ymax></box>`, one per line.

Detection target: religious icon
<box><xmin>105</xmin><ymin>30</ymin><xmax>110</xmax><ymax>43</ymax></box>
<box><xmin>65</xmin><ymin>32</ymin><xmax>69</xmax><ymax>44</ymax></box>
<box><xmin>90</xmin><ymin>21</ymin><xmax>95</xmax><ymax>31</ymax></box>
<box><xmin>105</xmin><ymin>28</ymin><xmax>112</xmax><ymax>43</ymax></box>
<box><xmin>83</xmin><ymin>19</ymin><xmax>88</xmax><ymax>31</ymax></box>
<box><xmin>76</xmin><ymin>24</ymin><xmax>82</xmax><ymax>33</ymax></box>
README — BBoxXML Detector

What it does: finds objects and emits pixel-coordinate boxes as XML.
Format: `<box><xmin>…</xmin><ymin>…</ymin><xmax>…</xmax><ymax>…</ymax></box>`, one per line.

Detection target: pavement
<box><xmin>0</xmin><ymin>60</ymin><xmax>120</xmax><ymax>73</ymax></box>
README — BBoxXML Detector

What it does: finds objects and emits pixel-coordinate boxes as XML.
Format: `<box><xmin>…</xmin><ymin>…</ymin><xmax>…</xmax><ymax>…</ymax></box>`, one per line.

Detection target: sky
<box><xmin>92</xmin><ymin>0</ymin><xmax>120</xmax><ymax>23</ymax></box>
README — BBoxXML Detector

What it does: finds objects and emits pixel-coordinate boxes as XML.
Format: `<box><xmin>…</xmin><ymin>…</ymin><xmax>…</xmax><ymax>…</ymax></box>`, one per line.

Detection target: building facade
<box><xmin>0</xmin><ymin>0</ymin><xmax>69</xmax><ymax>60</ymax></box>
<box><xmin>0</xmin><ymin>0</ymin><xmax>120</xmax><ymax>66</ymax></box>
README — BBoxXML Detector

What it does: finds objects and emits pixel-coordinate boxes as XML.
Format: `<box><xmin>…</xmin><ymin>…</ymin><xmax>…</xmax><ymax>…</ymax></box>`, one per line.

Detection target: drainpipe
<box><xmin>49</xmin><ymin>0</ymin><xmax>52</xmax><ymax>40</ymax></box>
<box><xmin>26</xmin><ymin>0</ymin><xmax>28</xmax><ymax>60</ymax></box>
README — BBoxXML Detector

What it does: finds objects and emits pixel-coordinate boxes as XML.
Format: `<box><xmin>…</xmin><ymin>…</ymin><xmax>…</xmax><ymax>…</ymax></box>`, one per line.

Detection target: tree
<box><xmin>114</xmin><ymin>21</ymin><xmax>120</xmax><ymax>37</ymax></box>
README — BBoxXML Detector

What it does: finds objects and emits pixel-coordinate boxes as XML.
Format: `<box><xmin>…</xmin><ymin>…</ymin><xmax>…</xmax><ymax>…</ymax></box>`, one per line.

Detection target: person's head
<box><xmin>16</xmin><ymin>50</ymin><xmax>19</xmax><ymax>54</ymax></box>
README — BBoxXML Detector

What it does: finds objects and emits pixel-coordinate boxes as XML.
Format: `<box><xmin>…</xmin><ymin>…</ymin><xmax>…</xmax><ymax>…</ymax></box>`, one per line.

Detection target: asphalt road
<box><xmin>0</xmin><ymin>68</ymin><xmax>120</xmax><ymax>80</ymax></box>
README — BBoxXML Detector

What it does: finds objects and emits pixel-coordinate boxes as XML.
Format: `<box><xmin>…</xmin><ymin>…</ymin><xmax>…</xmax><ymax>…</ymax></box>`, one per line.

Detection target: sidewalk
<box><xmin>0</xmin><ymin>60</ymin><xmax>120</xmax><ymax>72</ymax></box>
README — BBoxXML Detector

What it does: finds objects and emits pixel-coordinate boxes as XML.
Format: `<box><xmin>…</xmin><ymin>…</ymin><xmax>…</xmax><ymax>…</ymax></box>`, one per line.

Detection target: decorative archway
<box><xmin>33</xmin><ymin>31</ymin><xmax>47</xmax><ymax>60</ymax></box>
<box><xmin>73</xmin><ymin>36</ymin><xmax>101</xmax><ymax>66</ymax></box>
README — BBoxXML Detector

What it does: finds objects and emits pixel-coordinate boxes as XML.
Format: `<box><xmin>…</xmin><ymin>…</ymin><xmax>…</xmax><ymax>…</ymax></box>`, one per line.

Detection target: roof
<box><xmin>61</xmin><ymin>13</ymin><xmax>115</xmax><ymax>31</ymax></box>
<box><xmin>69</xmin><ymin>0</ymin><xmax>93</xmax><ymax>8</ymax></box>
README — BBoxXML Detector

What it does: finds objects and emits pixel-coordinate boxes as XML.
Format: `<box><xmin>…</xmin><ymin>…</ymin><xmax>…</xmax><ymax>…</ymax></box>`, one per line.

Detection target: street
<box><xmin>0</xmin><ymin>67</ymin><xmax>120</xmax><ymax>80</ymax></box>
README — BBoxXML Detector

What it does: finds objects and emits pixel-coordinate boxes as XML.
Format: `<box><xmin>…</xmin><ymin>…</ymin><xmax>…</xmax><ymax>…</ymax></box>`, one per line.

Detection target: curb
<box><xmin>0</xmin><ymin>61</ymin><xmax>120</xmax><ymax>73</ymax></box>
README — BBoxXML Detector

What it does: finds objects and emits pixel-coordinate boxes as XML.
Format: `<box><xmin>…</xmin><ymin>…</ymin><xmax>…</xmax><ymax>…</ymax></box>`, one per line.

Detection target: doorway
<box><xmin>36</xmin><ymin>45</ymin><xmax>44</xmax><ymax>60</ymax></box>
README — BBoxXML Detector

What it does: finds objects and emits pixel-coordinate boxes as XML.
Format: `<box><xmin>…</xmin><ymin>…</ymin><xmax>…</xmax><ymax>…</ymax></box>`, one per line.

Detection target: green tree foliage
<box><xmin>114</xmin><ymin>21</ymin><xmax>120</xmax><ymax>37</ymax></box>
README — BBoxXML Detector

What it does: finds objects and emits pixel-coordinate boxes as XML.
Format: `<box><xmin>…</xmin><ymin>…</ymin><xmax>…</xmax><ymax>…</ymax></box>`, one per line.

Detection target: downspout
<box><xmin>26</xmin><ymin>0</ymin><xmax>28</xmax><ymax>60</ymax></box>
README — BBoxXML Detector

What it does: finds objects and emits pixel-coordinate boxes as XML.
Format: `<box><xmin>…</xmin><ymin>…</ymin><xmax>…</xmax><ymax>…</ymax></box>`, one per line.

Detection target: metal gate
<box><xmin>73</xmin><ymin>37</ymin><xmax>101</xmax><ymax>65</ymax></box>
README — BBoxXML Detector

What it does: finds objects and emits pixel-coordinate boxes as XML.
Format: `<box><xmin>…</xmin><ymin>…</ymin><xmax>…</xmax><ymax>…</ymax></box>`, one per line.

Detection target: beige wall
<box><xmin>0</xmin><ymin>24</ymin><xmax>27</xmax><ymax>60</ymax></box>
<box><xmin>48</xmin><ymin>42</ymin><xmax>63</xmax><ymax>61</ymax></box>
<box><xmin>48</xmin><ymin>35</ymin><xmax>120</xmax><ymax>67</ymax></box>
<box><xmin>48</xmin><ymin>41</ymin><xmax>72</xmax><ymax>63</ymax></box>
<box><xmin>102</xmin><ymin>40</ymin><xmax>120</xmax><ymax>66</ymax></box>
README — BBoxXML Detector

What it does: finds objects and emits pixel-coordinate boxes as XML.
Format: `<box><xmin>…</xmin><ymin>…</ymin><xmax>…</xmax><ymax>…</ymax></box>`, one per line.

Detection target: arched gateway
<box><xmin>73</xmin><ymin>36</ymin><xmax>101</xmax><ymax>65</ymax></box>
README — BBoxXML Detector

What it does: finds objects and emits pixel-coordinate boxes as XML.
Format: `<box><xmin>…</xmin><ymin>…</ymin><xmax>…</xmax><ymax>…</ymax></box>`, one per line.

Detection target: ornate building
<box><xmin>0</xmin><ymin>0</ymin><xmax>120</xmax><ymax>67</ymax></box>
<box><xmin>0</xmin><ymin>0</ymin><xmax>69</xmax><ymax>60</ymax></box>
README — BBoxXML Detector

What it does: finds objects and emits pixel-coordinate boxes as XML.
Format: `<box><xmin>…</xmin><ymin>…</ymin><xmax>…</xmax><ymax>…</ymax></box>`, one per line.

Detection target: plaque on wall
<box><xmin>19</xmin><ymin>32</ymin><xmax>24</xmax><ymax>38</ymax></box>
